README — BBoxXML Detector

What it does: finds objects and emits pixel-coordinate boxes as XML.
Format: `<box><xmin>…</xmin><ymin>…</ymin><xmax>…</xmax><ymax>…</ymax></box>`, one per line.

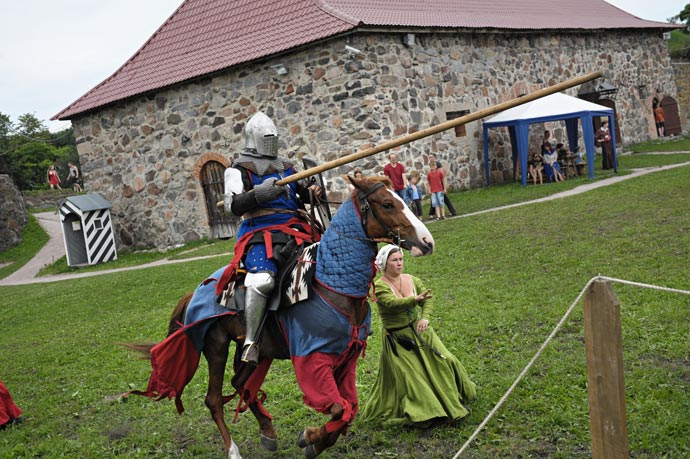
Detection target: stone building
<box><xmin>54</xmin><ymin>0</ymin><xmax>681</xmax><ymax>250</ymax></box>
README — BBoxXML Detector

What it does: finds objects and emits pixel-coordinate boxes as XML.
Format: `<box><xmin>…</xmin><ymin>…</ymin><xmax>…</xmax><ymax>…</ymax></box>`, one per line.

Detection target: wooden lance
<box><xmin>275</xmin><ymin>71</ymin><xmax>603</xmax><ymax>186</ymax></box>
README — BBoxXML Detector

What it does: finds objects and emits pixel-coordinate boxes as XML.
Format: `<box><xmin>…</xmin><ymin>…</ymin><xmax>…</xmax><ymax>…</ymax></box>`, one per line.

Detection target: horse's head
<box><xmin>349</xmin><ymin>175</ymin><xmax>434</xmax><ymax>256</ymax></box>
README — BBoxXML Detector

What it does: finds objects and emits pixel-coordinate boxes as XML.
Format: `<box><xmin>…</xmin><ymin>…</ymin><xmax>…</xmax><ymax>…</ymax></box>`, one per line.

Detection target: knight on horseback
<box><xmin>222</xmin><ymin>111</ymin><xmax>323</xmax><ymax>365</ymax></box>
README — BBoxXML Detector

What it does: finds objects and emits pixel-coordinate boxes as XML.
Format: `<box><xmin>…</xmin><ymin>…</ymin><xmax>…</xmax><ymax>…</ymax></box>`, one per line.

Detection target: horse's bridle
<box><xmin>356</xmin><ymin>182</ymin><xmax>403</xmax><ymax>246</ymax></box>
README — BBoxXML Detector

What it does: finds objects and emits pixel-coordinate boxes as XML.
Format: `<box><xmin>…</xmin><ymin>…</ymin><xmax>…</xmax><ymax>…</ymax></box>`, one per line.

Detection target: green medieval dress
<box><xmin>360</xmin><ymin>275</ymin><xmax>476</xmax><ymax>426</ymax></box>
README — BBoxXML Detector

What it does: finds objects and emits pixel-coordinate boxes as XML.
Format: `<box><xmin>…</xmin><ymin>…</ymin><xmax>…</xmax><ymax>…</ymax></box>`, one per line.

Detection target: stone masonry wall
<box><xmin>71</xmin><ymin>29</ymin><xmax>679</xmax><ymax>249</ymax></box>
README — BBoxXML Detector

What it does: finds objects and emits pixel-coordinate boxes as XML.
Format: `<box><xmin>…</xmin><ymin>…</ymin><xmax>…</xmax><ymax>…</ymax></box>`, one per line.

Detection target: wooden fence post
<box><xmin>583</xmin><ymin>279</ymin><xmax>629</xmax><ymax>458</ymax></box>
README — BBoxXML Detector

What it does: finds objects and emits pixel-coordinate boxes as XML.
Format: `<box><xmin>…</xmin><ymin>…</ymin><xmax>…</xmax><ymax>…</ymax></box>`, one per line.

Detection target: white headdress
<box><xmin>375</xmin><ymin>244</ymin><xmax>402</xmax><ymax>272</ymax></box>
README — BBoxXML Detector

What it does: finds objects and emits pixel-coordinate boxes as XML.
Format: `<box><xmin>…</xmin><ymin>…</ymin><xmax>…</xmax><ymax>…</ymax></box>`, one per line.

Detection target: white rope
<box><xmin>452</xmin><ymin>276</ymin><xmax>690</xmax><ymax>458</ymax></box>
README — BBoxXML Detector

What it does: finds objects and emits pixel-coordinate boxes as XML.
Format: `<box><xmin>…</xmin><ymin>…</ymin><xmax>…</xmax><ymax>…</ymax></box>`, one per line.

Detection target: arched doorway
<box><xmin>660</xmin><ymin>96</ymin><xmax>682</xmax><ymax>136</ymax></box>
<box><xmin>200</xmin><ymin>160</ymin><xmax>236</xmax><ymax>239</ymax></box>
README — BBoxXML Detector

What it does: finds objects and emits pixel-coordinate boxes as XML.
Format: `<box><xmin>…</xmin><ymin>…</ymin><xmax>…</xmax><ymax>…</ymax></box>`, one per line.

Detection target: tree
<box><xmin>0</xmin><ymin>111</ymin><xmax>78</xmax><ymax>190</ymax></box>
<box><xmin>680</xmin><ymin>4</ymin><xmax>690</xmax><ymax>31</ymax></box>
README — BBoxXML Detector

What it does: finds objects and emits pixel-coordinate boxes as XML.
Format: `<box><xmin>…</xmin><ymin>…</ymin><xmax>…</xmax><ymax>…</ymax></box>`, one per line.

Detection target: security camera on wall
<box><xmin>344</xmin><ymin>45</ymin><xmax>362</xmax><ymax>55</ymax></box>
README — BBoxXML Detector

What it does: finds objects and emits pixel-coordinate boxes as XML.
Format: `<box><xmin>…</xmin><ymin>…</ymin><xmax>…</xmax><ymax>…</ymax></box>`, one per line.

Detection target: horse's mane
<box><xmin>348</xmin><ymin>175</ymin><xmax>392</xmax><ymax>199</ymax></box>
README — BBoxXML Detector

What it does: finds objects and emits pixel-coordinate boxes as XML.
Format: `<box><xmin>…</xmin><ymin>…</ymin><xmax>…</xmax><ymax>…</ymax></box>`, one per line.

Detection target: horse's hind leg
<box><xmin>233</xmin><ymin>358</ymin><xmax>278</xmax><ymax>451</ymax></box>
<box><xmin>248</xmin><ymin>399</ymin><xmax>277</xmax><ymax>451</ymax></box>
<box><xmin>203</xmin><ymin>325</ymin><xmax>241</xmax><ymax>459</ymax></box>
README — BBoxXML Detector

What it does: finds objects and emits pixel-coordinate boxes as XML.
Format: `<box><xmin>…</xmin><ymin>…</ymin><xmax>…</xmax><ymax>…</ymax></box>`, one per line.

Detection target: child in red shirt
<box><xmin>426</xmin><ymin>161</ymin><xmax>446</xmax><ymax>220</ymax></box>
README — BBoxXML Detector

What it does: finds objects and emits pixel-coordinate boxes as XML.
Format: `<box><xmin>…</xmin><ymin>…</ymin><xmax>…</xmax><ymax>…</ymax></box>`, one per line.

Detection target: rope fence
<box><xmin>452</xmin><ymin>275</ymin><xmax>690</xmax><ymax>458</ymax></box>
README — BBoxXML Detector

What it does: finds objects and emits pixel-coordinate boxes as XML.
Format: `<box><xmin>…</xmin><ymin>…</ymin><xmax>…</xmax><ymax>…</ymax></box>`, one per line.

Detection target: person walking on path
<box><xmin>67</xmin><ymin>162</ymin><xmax>83</xmax><ymax>192</ymax></box>
<box><xmin>47</xmin><ymin>165</ymin><xmax>61</xmax><ymax>190</ymax></box>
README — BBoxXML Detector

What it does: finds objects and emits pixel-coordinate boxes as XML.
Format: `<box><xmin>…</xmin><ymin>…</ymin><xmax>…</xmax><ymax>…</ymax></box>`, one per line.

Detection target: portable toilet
<box><xmin>59</xmin><ymin>193</ymin><xmax>117</xmax><ymax>267</ymax></box>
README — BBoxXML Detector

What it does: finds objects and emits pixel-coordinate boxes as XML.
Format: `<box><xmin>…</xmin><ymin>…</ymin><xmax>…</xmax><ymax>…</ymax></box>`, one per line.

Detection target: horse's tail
<box><xmin>168</xmin><ymin>292</ymin><xmax>193</xmax><ymax>336</ymax></box>
<box><xmin>120</xmin><ymin>292</ymin><xmax>194</xmax><ymax>359</ymax></box>
<box><xmin>120</xmin><ymin>342</ymin><xmax>156</xmax><ymax>359</ymax></box>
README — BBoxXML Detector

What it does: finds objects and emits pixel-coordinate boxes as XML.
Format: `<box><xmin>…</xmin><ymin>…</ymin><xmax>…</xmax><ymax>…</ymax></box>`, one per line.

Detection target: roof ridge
<box><xmin>313</xmin><ymin>0</ymin><xmax>361</xmax><ymax>26</ymax></box>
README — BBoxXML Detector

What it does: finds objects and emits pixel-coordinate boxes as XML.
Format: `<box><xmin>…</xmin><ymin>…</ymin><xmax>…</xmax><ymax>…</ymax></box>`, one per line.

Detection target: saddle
<box><xmin>219</xmin><ymin>239</ymin><xmax>319</xmax><ymax>313</ymax></box>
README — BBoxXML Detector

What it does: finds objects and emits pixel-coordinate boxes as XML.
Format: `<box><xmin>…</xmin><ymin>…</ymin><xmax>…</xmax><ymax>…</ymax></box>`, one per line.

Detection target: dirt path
<box><xmin>2</xmin><ymin>159</ymin><xmax>689</xmax><ymax>286</ymax></box>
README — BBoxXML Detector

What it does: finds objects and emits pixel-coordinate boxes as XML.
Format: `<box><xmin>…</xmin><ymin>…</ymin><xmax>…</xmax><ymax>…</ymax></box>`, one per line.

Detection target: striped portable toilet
<box><xmin>59</xmin><ymin>193</ymin><xmax>117</xmax><ymax>267</ymax></box>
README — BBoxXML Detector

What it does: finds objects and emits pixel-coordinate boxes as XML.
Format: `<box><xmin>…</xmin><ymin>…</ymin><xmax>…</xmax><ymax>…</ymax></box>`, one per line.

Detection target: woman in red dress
<box><xmin>0</xmin><ymin>380</ymin><xmax>22</xmax><ymax>429</ymax></box>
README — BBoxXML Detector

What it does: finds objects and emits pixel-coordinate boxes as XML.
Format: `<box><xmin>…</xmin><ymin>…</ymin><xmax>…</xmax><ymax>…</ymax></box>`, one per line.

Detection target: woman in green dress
<box><xmin>361</xmin><ymin>244</ymin><xmax>476</xmax><ymax>426</ymax></box>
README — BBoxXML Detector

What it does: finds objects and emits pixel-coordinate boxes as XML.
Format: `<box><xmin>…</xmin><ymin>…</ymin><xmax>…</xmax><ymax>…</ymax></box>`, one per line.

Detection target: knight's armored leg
<box><xmin>242</xmin><ymin>271</ymin><xmax>275</xmax><ymax>365</ymax></box>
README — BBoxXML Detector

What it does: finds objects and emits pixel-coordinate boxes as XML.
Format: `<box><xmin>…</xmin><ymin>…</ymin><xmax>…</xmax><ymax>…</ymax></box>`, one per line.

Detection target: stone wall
<box><xmin>71</xmin><ymin>29</ymin><xmax>679</xmax><ymax>249</ymax></box>
<box><xmin>0</xmin><ymin>175</ymin><xmax>28</xmax><ymax>251</ymax></box>
<box><xmin>671</xmin><ymin>61</ymin><xmax>690</xmax><ymax>132</ymax></box>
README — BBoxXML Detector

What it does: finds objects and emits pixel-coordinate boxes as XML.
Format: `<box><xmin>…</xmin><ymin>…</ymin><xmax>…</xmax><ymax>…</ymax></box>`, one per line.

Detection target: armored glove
<box><xmin>254</xmin><ymin>177</ymin><xmax>288</xmax><ymax>203</ymax></box>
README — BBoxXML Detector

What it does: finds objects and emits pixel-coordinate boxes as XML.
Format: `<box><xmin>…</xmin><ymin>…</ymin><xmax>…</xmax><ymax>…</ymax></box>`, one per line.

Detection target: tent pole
<box><xmin>275</xmin><ymin>71</ymin><xmax>603</xmax><ymax>186</ymax></box>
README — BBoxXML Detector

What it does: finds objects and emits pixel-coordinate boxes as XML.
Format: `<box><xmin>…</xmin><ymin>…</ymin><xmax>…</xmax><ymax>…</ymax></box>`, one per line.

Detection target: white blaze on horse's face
<box><xmin>387</xmin><ymin>188</ymin><xmax>435</xmax><ymax>256</ymax></box>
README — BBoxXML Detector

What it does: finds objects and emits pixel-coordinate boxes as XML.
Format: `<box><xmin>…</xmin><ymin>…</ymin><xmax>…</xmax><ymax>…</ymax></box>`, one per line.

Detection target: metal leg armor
<box><xmin>241</xmin><ymin>271</ymin><xmax>275</xmax><ymax>365</ymax></box>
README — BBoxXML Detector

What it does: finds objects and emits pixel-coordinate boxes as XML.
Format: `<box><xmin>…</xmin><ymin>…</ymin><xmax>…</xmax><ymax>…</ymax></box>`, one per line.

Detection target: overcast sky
<box><xmin>1</xmin><ymin>0</ymin><xmax>686</xmax><ymax>133</ymax></box>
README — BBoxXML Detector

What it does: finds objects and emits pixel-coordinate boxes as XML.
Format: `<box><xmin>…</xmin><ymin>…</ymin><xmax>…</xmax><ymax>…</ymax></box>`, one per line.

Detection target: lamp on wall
<box><xmin>271</xmin><ymin>64</ymin><xmax>288</xmax><ymax>75</ymax></box>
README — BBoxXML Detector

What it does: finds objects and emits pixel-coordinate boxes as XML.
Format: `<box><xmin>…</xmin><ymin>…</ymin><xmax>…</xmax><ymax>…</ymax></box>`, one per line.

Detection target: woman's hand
<box><xmin>416</xmin><ymin>318</ymin><xmax>429</xmax><ymax>333</ymax></box>
<box><xmin>415</xmin><ymin>289</ymin><xmax>432</xmax><ymax>303</ymax></box>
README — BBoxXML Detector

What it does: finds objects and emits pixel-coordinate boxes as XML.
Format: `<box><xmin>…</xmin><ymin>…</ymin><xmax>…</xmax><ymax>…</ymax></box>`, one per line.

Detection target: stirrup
<box><xmin>241</xmin><ymin>342</ymin><xmax>260</xmax><ymax>365</ymax></box>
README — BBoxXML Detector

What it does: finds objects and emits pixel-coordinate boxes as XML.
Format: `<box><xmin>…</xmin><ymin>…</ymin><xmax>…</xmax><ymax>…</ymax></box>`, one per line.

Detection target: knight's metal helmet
<box><xmin>244</xmin><ymin>111</ymin><xmax>279</xmax><ymax>158</ymax></box>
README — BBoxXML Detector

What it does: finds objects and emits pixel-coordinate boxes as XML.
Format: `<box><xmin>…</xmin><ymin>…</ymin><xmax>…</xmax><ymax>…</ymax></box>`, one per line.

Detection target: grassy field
<box><xmin>1</xmin><ymin>153</ymin><xmax>689</xmax><ymax>458</ymax></box>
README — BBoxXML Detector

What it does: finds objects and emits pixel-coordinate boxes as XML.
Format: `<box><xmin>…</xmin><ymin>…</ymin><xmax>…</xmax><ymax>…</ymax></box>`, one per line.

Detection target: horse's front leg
<box><xmin>203</xmin><ymin>326</ymin><xmax>241</xmax><ymax>459</ymax></box>
<box><xmin>297</xmin><ymin>402</ymin><xmax>350</xmax><ymax>459</ymax></box>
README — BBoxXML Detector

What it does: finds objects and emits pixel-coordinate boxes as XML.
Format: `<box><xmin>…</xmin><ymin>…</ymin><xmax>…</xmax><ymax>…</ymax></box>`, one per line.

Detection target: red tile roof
<box><xmin>55</xmin><ymin>0</ymin><xmax>677</xmax><ymax>120</ymax></box>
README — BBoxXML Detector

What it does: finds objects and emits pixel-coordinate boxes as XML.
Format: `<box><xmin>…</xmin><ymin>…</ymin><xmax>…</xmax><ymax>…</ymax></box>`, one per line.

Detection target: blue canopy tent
<box><xmin>482</xmin><ymin>93</ymin><xmax>617</xmax><ymax>186</ymax></box>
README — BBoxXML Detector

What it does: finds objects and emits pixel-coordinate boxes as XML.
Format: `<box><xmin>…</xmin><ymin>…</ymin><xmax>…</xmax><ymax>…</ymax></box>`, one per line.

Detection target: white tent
<box><xmin>482</xmin><ymin>92</ymin><xmax>617</xmax><ymax>186</ymax></box>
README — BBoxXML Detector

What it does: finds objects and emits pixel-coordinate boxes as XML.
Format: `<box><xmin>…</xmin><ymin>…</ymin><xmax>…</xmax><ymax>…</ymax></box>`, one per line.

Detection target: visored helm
<box><xmin>244</xmin><ymin>111</ymin><xmax>279</xmax><ymax>158</ymax></box>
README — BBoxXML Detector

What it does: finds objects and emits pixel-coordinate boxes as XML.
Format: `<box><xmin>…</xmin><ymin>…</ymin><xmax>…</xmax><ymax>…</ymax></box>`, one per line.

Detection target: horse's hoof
<box><xmin>297</xmin><ymin>429</ymin><xmax>308</xmax><ymax>448</ymax></box>
<box><xmin>304</xmin><ymin>444</ymin><xmax>319</xmax><ymax>459</ymax></box>
<box><xmin>260</xmin><ymin>433</ymin><xmax>277</xmax><ymax>451</ymax></box>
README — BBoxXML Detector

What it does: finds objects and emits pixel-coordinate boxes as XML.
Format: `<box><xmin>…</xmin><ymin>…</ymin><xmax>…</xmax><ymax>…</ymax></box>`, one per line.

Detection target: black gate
<box><xmin>201</xmin><ymin>161</ymin><xmax>236</xmax><ymax>239</ymax></box>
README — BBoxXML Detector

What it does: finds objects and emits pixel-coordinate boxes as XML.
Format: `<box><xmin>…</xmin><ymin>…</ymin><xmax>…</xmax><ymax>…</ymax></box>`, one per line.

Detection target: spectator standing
<box><xmin>594</xmin><ymin>121</ymin><xmax>614</xmax><ymax>170</ymax></box>
<box><xmin>383</xmin><ymin>153</ymin><xmax>408</xmax><ymax>200</ymax></box>
<box><xmin>653</xmin><ymin>102</ymin><xmax>665</xmax><ymax>137</ymax></box>
<box><xmin>426</xmin><ymin>161</ymin><xmax>446</xmax><ymax>220</ymax></box>
<box><xmin>406</xmin><ymin>175</ymin><xmax>423</xmax><ymax>217</ymax></box>
<box><xmin>427</xmin><ymin>154</ymin><xmax>457</xmax><ymax>217</ymax></box>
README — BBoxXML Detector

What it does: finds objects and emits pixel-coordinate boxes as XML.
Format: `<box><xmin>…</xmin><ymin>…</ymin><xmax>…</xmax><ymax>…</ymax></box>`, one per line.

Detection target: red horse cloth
<box><xmin>0</xmin><ymin>381</ymin><xmax>22</xmax><ymax>426</ymax></box>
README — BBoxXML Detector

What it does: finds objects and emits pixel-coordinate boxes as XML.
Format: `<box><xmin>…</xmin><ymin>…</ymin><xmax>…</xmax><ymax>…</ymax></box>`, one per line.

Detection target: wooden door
<box><xmin>200</xmin><ymin>160</ymin><xmax>236</xmax><ymax>239</ymax></box>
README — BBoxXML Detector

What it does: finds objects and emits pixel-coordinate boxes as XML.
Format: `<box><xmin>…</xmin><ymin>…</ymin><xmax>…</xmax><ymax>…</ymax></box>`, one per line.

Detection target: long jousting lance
<box><xmin>275</xmin><ymin>71</ymin><xmax>602</xmax><ymax>186</ymax></box>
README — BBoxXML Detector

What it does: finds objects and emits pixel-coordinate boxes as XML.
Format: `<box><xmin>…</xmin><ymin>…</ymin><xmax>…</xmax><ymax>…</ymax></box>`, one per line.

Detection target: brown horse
<box><xmin>130</xmin><ymin>175</ymin><xmax>434</xmax><ymax>458</ymax></box>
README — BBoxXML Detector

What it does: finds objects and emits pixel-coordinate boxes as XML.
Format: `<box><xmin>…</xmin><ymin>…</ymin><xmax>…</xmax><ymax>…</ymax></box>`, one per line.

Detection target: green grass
<box><xmin>0</xmin><ymin>214</ymin><xmax>49</xmax><ymax>279</ymax></box>
<box><xmin>2</xmin><ymin>156</ymin><xmax>689</xmax><ymax>458</ymax></box>
<box><xmin>626</xmin><ymin>133</ymin><xmax>690</xmax><ymax>153</ymax></box>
